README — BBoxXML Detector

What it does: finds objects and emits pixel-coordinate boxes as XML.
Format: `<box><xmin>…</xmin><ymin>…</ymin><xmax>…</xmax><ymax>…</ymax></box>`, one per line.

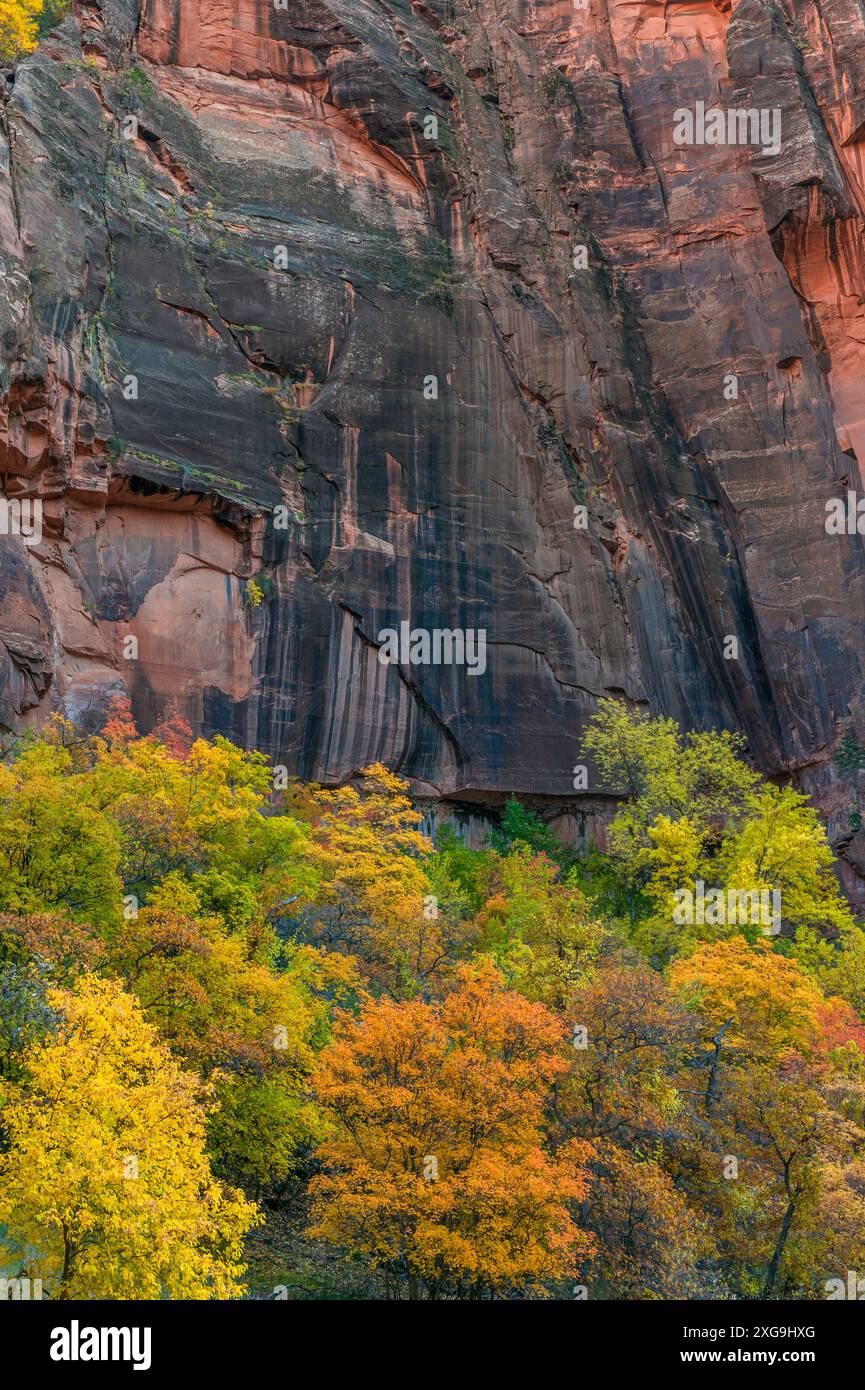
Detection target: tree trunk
<box><xmin>762</xmin><ymin>1199</ymin><xmax>795</xmax><ymax>1299</ymax></box>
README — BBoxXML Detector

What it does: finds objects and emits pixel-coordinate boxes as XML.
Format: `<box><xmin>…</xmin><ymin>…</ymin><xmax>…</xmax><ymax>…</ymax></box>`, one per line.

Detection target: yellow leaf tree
<box><xmin>0</xmin><ymin>974</ymin><xmax>260</xmax><ymax>1298</ymax></box>
<box><xmin>301</xmin><ymin>763</ymin><xmax>468</xmax><ymax>995</ymax></box>
<box><xmin>0</xmin><ymin>0</ymin><xmax>42</xmax><ymax>61</ymax></box>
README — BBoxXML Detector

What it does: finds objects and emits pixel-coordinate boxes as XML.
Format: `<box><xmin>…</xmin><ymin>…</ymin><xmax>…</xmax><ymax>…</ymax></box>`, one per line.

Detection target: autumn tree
<box><xmin>557</xmin><ymin>960</ymin><xmax>715</xmax><ymax>1295</ymax></box>
<box><xmin>296</xmin><ymin>764</ymin><xmax>470</xmax><ymax>996</ymax></box>
<box><xmin>86</xmin><ymin>730</ymin><xmax>318</xmax><ymax>929</ymax></box>
<box><xmin>307</xmin><ymin>961</ymin><xmax>594</xmax><ymax>1298</ymax></box>
<box><xmin>0</xmin><ymin>974</ymin><xmax>260</xmax><ymax>1298</ymax></box>
<box><xmin>670</xmin><ymin>937</ymin><xmax>865</xmax><ymax>1297</ymax></box>
<box><xmin>0</xmin><ymin>911</ymin><xmax>102</xmax><ymax>1084</ymax></box>
<box><xmin>583</xmin><ymin>699</ymin><xmax>761</xmax><ymax>864</ymax></box>
<box><xmin>0</xmin><ymin>0</ymin><xmax>42</xmax><ymax>61</ymax></box>
<box><xmin>562</xmin><ymin>960</ymin><xmax>697</xmax><ymax>1144</ymax></box>
<box><xmin>150</xmin><ymin>702</ymin><xmax>194</xmax><ymax>760</ymax></box>
<box><xmin>719</xmin><ymin>787</ymin><xmax>855</xmax><ymax>938</ymax></box>
<box><xmin>582</xmin><ymin>701</ymin><xmax>857</xmax><ymax>964</ymax></box>
<box><xmin>476</xmin><ymin>845</ymin><xmax>604</xmax><ymax>1010</ymax></box>
<box><xmin>107</xmin><ymin>876</ymin><xmax>330</xmax><ymax>1191</ymax></box>
<box><xmin>812</xmin><ymin>1159</ymin><xmax>865</xmax><ymax>1296</ymax></box>
<box><xmin>0</xmin><ymin>724</ymin><xmax>319</xmax><ymax>939</ymax></box>
<box><xmin>584</xmin><ymin>1141</ymin><xmax>712</xmax><ymax>1299</ymax></box>
<box><xmin>670</xmin><ymin>936</ymin><xmax>824</xmax><ymax>1064</ymax></box>
<box><xmin>0</xmin><ymin>740</ymin><xmax>123</xmax><ymax>932</ymax></box>
<box><xmin>101</xmin><ymin>690</ymin><xmax>138</xmax><ymax>746</ymax></box>
<box><xmin>724</xmin><ymin>1058</ymin><xmax>857</xmax><ymax>1298</ymax></box>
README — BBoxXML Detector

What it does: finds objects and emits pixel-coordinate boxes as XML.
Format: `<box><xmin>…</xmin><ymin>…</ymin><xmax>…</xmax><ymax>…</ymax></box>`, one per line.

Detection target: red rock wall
<box><xmin>2</xmin><ymin>0</ymin><xmax>865</xmax><ymax>880</ymax></box>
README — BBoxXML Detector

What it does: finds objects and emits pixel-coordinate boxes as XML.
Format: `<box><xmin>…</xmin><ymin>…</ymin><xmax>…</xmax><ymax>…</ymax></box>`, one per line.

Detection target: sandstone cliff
<box><xmin>2</xmin><ymin>0</ymin><xmax>865</xmax><ymax>870</ymax></box>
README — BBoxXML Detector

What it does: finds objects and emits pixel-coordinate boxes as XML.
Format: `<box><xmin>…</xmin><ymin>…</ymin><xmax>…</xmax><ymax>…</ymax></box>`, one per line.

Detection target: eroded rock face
<box><xmin>2</xmin><ymin>0</ymin><xmax>865</xmax><ymax>857</ymax></box>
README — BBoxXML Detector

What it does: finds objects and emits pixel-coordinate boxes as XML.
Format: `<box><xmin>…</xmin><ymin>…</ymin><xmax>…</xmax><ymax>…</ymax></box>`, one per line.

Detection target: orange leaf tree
<box><xmin>307</xmin><ymin>960</ymin><xmax>594</xmax><ymax>1298</ymax></box>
